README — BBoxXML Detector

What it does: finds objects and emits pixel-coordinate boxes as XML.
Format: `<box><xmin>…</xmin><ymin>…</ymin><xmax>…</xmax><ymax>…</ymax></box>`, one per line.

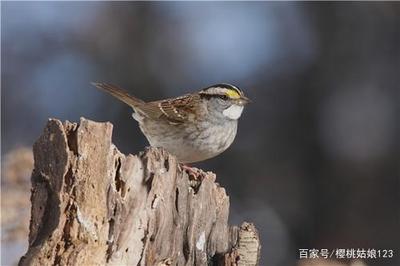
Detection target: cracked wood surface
<box><xmin>19</xmin><ymin>118</ymin><xmax>261</xmax><ymax>266</ymax></box>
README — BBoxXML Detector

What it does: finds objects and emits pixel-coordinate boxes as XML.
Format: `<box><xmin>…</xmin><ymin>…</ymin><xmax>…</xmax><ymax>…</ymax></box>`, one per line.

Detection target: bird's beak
<box><xmin>238</xmin><ymin>95</ymin><xmax>251</xmax><ymax>105</ymax></box>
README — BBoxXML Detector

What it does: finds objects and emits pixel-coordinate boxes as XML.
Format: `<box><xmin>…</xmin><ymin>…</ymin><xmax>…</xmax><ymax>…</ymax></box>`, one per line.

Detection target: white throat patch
<box><xmin>222</xmin><ymin>104</ymin><xmax>244</xmax><ymax>120</ymax></box>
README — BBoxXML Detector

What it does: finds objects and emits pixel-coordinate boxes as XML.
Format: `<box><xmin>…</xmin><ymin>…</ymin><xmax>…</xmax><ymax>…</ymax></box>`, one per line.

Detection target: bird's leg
<box><xmin>179</xmin><ymin>164</ymin><xmax>204</xmax><ymax>193</ymax></box>
<box><xmin>179</xmin><ymin>164</ymin><xmax>202</xmax><ymax>179</ymax></box>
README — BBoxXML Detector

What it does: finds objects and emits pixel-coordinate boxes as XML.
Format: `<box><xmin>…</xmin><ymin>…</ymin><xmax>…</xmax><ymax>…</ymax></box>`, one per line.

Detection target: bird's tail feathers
<box><xmin>91</xmin><ymin>82</ymin><xmax>145</xmax><ymax>108</ymax></box>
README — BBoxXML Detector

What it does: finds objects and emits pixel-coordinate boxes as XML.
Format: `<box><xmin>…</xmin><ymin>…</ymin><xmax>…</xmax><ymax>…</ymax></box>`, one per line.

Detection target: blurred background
<box><xmin>1</xmin><ymin>2</ymin><xmax>399</xmax><ymax>266</ymax></box>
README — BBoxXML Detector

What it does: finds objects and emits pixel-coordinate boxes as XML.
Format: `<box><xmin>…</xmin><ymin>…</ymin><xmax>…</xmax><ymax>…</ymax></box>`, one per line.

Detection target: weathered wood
<box><xmin>19</xmin><ymin>118</ymin><xmax>261</xmax><ymax>266</ymax></box>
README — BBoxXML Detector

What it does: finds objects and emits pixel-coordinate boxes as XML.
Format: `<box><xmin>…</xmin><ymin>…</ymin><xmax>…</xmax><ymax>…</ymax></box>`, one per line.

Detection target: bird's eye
<box><xmin>220</xmin><ymin>95</ymin><xmax>229</xmax><ymax>100</ymax></box>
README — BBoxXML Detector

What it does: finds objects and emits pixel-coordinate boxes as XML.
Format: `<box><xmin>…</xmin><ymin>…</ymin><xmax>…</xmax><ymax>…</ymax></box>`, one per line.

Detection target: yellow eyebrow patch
<box><xmin>226</xmin><ymin>89</ymin><xmax>241</xmax><ymax>99</ymax></box>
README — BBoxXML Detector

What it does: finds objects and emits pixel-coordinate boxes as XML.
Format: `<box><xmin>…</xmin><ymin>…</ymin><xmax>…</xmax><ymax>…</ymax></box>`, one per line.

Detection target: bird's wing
<box><xmin>142</xmin><ymin>94</ymin><xmax>200</xmax><ymax>124</ymax></box>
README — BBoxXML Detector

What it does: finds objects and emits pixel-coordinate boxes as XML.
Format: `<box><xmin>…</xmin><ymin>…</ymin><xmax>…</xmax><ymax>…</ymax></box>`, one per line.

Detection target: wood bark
<box><xmin>19</xmin><ymin>118</ymin><xmax>261</xmax><ymax>266</ymax></box>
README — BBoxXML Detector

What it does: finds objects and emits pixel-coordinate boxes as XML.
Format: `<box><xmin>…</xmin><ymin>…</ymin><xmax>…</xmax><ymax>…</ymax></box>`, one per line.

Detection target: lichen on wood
<box><xmin>19</xmin><ymin>118</ymin><xmax>261</xmax><ymax>266</ymax></box>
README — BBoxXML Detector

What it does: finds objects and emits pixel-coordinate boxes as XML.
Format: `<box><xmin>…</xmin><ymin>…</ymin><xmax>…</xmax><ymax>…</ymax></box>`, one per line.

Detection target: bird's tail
<box><xmin>91</xmin><ymin>82</ymin><xmax>145</xmax><ymax>108</ymax></box>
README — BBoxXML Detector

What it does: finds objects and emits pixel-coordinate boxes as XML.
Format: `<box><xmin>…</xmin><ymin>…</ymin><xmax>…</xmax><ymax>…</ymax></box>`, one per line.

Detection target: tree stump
<box><xmin>19</xmin><ymin>118</ymin><xmax>261</xmax><ymax>266</ymax></box>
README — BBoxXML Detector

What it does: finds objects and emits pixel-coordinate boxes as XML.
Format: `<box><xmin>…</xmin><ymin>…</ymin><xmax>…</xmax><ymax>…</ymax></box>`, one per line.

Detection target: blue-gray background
<box><xmin>2</xmin><ymin>2</ymin><xmax>399</xmax><ymax>266</ymax></box>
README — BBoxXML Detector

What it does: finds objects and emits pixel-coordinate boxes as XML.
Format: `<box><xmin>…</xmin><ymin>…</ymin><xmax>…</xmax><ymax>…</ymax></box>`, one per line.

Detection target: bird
<box><xmin>92</xmin><ymin>82</ymin><xmax>250</xmax><ymax>163</ymax></box>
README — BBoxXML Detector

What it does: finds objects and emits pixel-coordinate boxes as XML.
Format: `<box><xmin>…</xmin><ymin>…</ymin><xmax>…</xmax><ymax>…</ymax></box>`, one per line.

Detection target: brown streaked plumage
<box><xmin>92</xmin><ymin>82</ymin><xmax>203</xmax><ymax>124</ymax></box>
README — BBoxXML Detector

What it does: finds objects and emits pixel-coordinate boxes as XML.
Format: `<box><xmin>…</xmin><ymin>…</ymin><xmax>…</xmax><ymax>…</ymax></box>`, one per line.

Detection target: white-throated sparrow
<box><xmin>92</xmin><ymin>82</ymin><xmax>250</xmax><ymax>163</ymax></box>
